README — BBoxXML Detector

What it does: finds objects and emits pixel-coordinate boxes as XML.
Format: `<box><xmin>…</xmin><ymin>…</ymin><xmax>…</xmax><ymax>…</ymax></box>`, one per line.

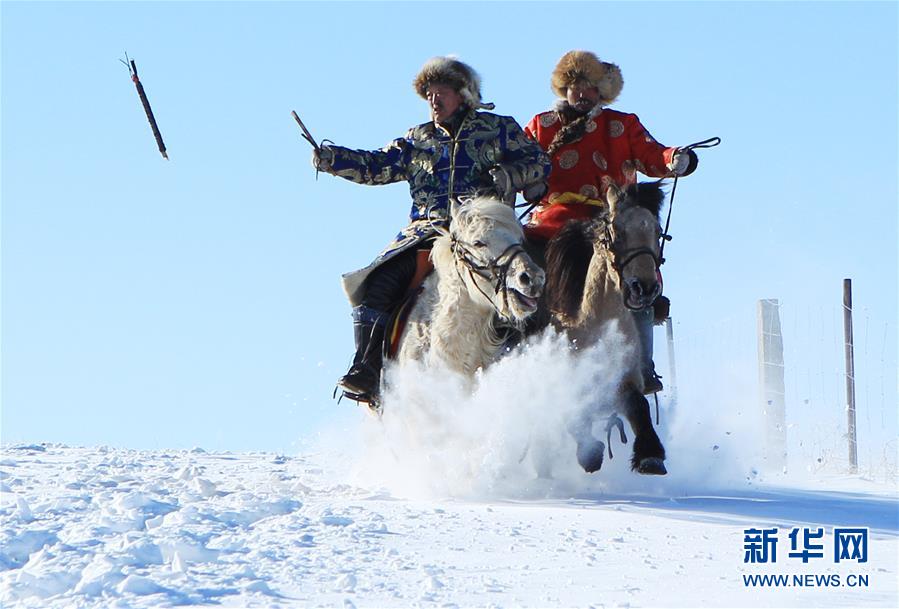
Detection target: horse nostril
<box><xmin>519</xmin><ymin>272</ymin><xmax>531</xmax><ymax>286</ymax></box>
<box><xmin>628</xmin><ymin>278</ymin><xmax>644</xmax><ymax>296</ymax></box>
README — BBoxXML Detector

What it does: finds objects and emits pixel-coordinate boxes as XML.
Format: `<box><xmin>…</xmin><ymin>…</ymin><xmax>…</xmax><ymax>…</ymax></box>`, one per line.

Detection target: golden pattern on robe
<box><xmin>328</xmin><ymin>109</ymin><xmax>550</xmax><ymax>306</ymax></box>
<box><xmin>540</xmin><ymin>113</ymin><xmax>559</xmax><ymax>127</ymax></box>
<box><xmin>579</xmin><ymin>184</ymin><xmax>600</xmax><ymax>198</ymax></box>
<box><xmin>559</xmin><ymin>149</ymin><xmax>579</xmax><ymax>170</ymax></box>
<box><xmin>608</xmin><ymin>120</ymin><xmax>625</xmax><ymax>137</ymax></box>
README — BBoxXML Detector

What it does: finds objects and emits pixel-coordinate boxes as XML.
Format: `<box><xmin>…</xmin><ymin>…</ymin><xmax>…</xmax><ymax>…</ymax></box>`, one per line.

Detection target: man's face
<box><xmin>427</xmin><ymin>83</ymin><xmax>463</xmax><ymax>123</ymax></box>
<box><xmin>566</xmin><ymin>81</ymin><xmax>601</xmax><ymax>113</ymax></box>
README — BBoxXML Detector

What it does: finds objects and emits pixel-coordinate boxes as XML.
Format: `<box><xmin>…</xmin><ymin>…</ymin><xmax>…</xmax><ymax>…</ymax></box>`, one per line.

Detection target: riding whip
<box><xmin>659</xmin><ymin>136</ymin><xmax>721</xmax><ymax>262</ymax></box>
<box><xmin>121</xmin><ymin>54</ymin><xmax>168</xmax><ymax>160</ymax></box>
<box><xmin>291</xmin><ymin>111</ymin><xmax>320</xmax><ymax>151</ymax></box>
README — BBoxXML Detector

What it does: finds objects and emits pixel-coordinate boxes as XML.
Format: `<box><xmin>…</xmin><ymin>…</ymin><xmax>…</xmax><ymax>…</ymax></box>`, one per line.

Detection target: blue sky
<box><xmin>2</xmin><ymin>2</ymin><xmax>896</xmax><ymax>456</ymax></box>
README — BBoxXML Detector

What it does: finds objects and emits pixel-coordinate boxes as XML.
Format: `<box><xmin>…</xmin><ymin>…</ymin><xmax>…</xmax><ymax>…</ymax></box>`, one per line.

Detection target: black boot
<box><xmin>643</xmin><ymin>370</ymin><xmax>664</xmax><ymax>395</ymax></box>
<box><xmin>339</xmin><ymin>252</ymin><xmax>416</xmax><ymax>401</ymax></box>
<box><xmin>338</xmin><ymin>321</ymin><xmax>386</xmax><ymax>400</ymax></box>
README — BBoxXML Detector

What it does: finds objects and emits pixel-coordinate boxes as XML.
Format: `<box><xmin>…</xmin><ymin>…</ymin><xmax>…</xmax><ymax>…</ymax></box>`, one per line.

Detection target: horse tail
<box><xmin>628</xmin><ymin>181</ymin><xmax>667</xmax><ymax>220</ymax></box>
<box><xmin>545</xmin><ymin>219</ymin><xmax>594</xmax><ymax>320</ymax></box>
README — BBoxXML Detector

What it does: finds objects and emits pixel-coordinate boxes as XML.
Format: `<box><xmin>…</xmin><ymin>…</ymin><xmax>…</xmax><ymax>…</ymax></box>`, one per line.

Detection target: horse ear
<box><xmin>449</xmin><ymin>197</ymin><xmax>469</xmax><ymax>228</ymax></box>
<box><xmin>606</xmin><ymin>182</ymin><xmax>625</xmax><ymax>215</ymax></box>
<box><xmin>449</xmin><ymin>198</ymin><xmax>461</xmax><ymax>223</ymax></box>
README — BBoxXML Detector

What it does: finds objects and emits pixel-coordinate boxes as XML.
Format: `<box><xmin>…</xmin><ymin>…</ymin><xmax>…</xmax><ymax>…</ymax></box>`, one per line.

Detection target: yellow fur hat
<box><xmin>551</xmin><ymin>50</ymin><xmax>623</xmax><ymax>105</ymax></box>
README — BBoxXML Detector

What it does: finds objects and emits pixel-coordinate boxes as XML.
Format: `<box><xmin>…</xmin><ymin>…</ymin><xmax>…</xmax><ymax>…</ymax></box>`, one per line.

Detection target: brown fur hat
<box><xmin>413</xmin><ymin>57</ymin><xmax>495</xmax><ymax>110</ymax></box>
<box><xmin>551</xmin><ymin>50</ymin><xmax>624</xmax><ymax>105</ymax></box>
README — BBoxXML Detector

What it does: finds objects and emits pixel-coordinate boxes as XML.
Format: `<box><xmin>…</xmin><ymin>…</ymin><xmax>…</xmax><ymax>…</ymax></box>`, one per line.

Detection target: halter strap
<box><xmin>614</xmin><ymin>246</ymin><xmax>660</xmax><ymax>272</ymax></box>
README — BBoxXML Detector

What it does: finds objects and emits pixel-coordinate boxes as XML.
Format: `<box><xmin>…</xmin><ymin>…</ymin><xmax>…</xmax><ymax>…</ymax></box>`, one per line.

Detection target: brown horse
<box><xmin>542</xmin><ymin>182</ymin><xmax>667</xmax><ymax>475</ymax></box>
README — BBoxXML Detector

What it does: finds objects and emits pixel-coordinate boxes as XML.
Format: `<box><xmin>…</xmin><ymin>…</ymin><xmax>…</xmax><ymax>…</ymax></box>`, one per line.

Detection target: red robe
<box><xmin>524</xmin><ymin>107</ymin><xmax>677</xmax><ymax>241</ymax></box>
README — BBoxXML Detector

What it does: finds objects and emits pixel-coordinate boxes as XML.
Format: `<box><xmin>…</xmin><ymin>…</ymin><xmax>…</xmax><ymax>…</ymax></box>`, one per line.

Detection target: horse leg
<box><xmin>567</xmin><ymin>411</ymin><xmax>606</xmax><ymax>474</ymax></box>
<box><xmin>621</xmin><ymin>387</ymin><xmax>667</xmax><ymax>475</ymax></box>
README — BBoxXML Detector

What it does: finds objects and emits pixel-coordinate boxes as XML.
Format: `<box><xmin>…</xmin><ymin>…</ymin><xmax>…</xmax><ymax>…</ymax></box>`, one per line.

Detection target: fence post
<box><xmin>665</xmin><ymin>317</ymin><xmax>678</xmax><ymax>408</ymax></box>
<box><xmin>757</xmin><ymin>299</ymin><xmax>787</xmax><ymax>471</ymax></box>
<box><xmin>843</xmin><ymin>279</ymin><xmax>858</xmax><ymax>474</ymax></box>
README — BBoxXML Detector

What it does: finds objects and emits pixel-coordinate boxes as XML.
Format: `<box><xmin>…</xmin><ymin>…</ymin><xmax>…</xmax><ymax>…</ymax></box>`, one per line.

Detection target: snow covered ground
<box><xmin>1</xmin><ymin>442</ymin><xmax>897</xmax><ymax>608</ymax></box>
<box><xmin>2</xmin><ymin>338</ymin><xmax>897</xmax><ymax>608</ymax></box>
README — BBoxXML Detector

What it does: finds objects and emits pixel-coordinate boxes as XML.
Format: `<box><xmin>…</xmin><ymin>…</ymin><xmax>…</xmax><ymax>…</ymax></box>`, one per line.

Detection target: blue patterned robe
<box><xmin>325</xmin><ymin>109</ymin><xmax>550</xmax><ymax>305</ymax></box>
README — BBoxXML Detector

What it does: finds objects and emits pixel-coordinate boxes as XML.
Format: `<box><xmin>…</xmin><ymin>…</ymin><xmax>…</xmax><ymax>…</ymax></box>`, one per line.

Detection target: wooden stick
<box><xmin>126</xmin><ymin>58</ymin><xmax>168</xmax><ymax>159</ymax></box>
<box><xmin>291</xmin><ymin>110</ymin><xmax>320</xmax><ymax>150</ymax></box>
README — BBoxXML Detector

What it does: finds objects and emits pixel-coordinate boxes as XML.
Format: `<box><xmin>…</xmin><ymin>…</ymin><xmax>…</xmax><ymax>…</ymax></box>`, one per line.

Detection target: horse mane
<box><xmin>625</xmin><ymin>182</ymin><xmax>666</xmax><ymax>220</ymax></box>
<box><xmin>431</xmin><ymin>197</ymin><xmax>522</xmax><ymax>272</ymax></box>
<box><xmin>458</xmin><ymin>196</ymin><xmax>525</xmax><ymax>236</ymax></box>
<box><xmin>545</xmin><ymin>219</ymin><xmax>596</xmax><ymax>321</ymax></box>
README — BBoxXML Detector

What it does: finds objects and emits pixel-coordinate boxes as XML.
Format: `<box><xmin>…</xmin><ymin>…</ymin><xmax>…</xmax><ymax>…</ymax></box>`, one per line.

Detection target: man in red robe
<box><xmin>524</xmin><ymin>50</ymin><xmax>699</xmax><ymax>393</ymax></box>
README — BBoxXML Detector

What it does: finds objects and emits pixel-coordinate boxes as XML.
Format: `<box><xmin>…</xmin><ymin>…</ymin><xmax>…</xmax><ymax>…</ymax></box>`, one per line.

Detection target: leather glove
<box><xmin>312</xmin><ymin>145</ymin><xmax>335</xmax><ymax>172</ymax></box>
<box><xmin>667</xmin><ymin>149</ymin><xmax>698</xmax><ymax>177</ymax></box>
<box><xmin>489</xmin><ymin>165</ymin><xmax>515</xmax><ymax>203</ymax></box>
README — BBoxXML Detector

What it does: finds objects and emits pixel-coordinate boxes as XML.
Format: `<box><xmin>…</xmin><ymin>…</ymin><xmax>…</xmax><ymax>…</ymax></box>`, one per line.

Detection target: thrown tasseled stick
<box><xmin>123</xmin><ymin>55</ymin><xmax>168</xmax><ymax>159</ymax></box>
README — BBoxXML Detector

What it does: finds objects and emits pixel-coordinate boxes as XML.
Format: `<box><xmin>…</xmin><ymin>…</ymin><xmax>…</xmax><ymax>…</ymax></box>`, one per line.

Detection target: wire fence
<box><xmin>657</xmin><ymin>297</ymin><xmax>897</xmax><ymax>483</ymax></box>
<box><xmin>780</xmin><ymin>300</ymin><xmax>896</xmax><ymax>481</ymax></box>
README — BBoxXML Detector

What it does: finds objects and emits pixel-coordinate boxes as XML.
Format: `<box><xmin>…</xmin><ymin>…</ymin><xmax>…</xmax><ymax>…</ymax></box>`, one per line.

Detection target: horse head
<box><xmin>607</xmin><ymin>182</ymin><xmax>665</xmax><ymax>311</ymax></box>
<box><xmin>443</xmin><ymin>197</ymin><xmax>545</xmax><ymax>324</ymax></box>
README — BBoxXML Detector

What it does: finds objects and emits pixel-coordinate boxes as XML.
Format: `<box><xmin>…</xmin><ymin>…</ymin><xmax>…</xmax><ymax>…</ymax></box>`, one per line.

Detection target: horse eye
<box><xmin>472</xmin><ymin>240</ymin><xmax>487</xmax><ymax>248</ymax></box>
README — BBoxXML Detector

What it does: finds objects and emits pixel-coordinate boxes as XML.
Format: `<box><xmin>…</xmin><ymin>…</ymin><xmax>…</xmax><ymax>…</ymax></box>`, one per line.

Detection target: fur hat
<box><xmin>413</xmin><ymin>57</ymin><xmax>495</xmax><ymax>110</ymax></box>
<box><xmin>551</xmin><ymin>50</ymin><xmax>623</xmax><ymax>105</ymax></box>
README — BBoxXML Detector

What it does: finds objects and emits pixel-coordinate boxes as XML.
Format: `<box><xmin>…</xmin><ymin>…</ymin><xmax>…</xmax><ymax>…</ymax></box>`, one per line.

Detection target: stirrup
<box><xmin>335</xmin><ymin>386</ymin><xmax>381</xmax><ymax>413</ymax></box>
<box><xmin>604</xmin><ymin>414</ymin><xmax>628</xmax><ymax>460</ymax></box>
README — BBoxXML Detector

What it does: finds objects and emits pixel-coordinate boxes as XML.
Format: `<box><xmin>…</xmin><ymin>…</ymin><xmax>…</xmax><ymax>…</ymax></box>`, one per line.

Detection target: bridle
<box><xmin>614</xmin><ymin>245</ymin><xmax>662</xmax><ymax>276</ymax></box>
<box><xmin>450</xmin><ymin>235</ymin><xmax>531</xmax><ymax>321</ymax></box>
<box><xmin>597</xmin><ymin>216</ymin><xmax>663</xmax><ymax>311</ymax></box>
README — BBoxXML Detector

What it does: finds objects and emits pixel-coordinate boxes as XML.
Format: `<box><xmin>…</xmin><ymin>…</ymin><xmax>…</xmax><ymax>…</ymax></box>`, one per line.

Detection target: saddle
<box><xmin>525</xmin><ymin>192</ymin><xmax>606</xmax><ymax>242</ymax></box>
<box><xmin>384</xmin><ymin>248</ymin><xmax>434</xmax><ymax>360</ymax></box>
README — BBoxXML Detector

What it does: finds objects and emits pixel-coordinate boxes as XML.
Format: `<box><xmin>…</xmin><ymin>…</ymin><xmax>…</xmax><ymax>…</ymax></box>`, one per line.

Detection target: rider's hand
<box><xmin>312</xmin><ymin>145</ymin><xmax>335</xmax><ymax>172</ymax></box>
<box><xmin>489</xmin><ymin>165</ymin><xmax>515</xmax><ymax>203</ymax></box>
<box><xmin>667</xmin><ymin>149</ymin><xmax>698</xmax><ymax>177</ymax></box>
<box><xmin>523</xmin><ymin>181</ymin><xmax>548</xmax><ymax>204</ymax></box>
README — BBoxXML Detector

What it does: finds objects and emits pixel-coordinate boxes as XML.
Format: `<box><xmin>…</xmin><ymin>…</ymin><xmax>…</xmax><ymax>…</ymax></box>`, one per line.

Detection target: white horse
<box><xmin>393</xmin><ymin>197</ymin><xmax>545</xmax><ymax>380</ymax></box>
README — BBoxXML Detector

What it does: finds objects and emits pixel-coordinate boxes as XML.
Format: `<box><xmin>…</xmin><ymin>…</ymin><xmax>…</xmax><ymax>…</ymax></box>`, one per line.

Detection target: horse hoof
<box><xmin>635</xmin><ymin>457</ymin><xmax>667</xmax><ymax>475</ymax></box>
<box><xmin>576</xmin><ymin>440</ymin><xmax>605</xmax><ymax>474</ymax></box>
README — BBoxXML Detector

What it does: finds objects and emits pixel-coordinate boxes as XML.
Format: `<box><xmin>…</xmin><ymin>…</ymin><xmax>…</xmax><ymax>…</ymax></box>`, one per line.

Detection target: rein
<box><xmin>451</xmin><ymin>237</ymin><xmax>529</xmax><ymax>321</ymax></box>
<box><xmin>516</xmin><ymin>200</ymin><xmax>539</xmax><ymax>222</ymax></box>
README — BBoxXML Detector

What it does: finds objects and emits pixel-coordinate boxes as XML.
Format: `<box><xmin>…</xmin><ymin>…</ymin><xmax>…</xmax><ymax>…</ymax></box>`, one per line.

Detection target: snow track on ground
<box><xmin>1</xmin><ymin>444</ymin><xmax>896</xmax><ymax>608</ymax></box>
